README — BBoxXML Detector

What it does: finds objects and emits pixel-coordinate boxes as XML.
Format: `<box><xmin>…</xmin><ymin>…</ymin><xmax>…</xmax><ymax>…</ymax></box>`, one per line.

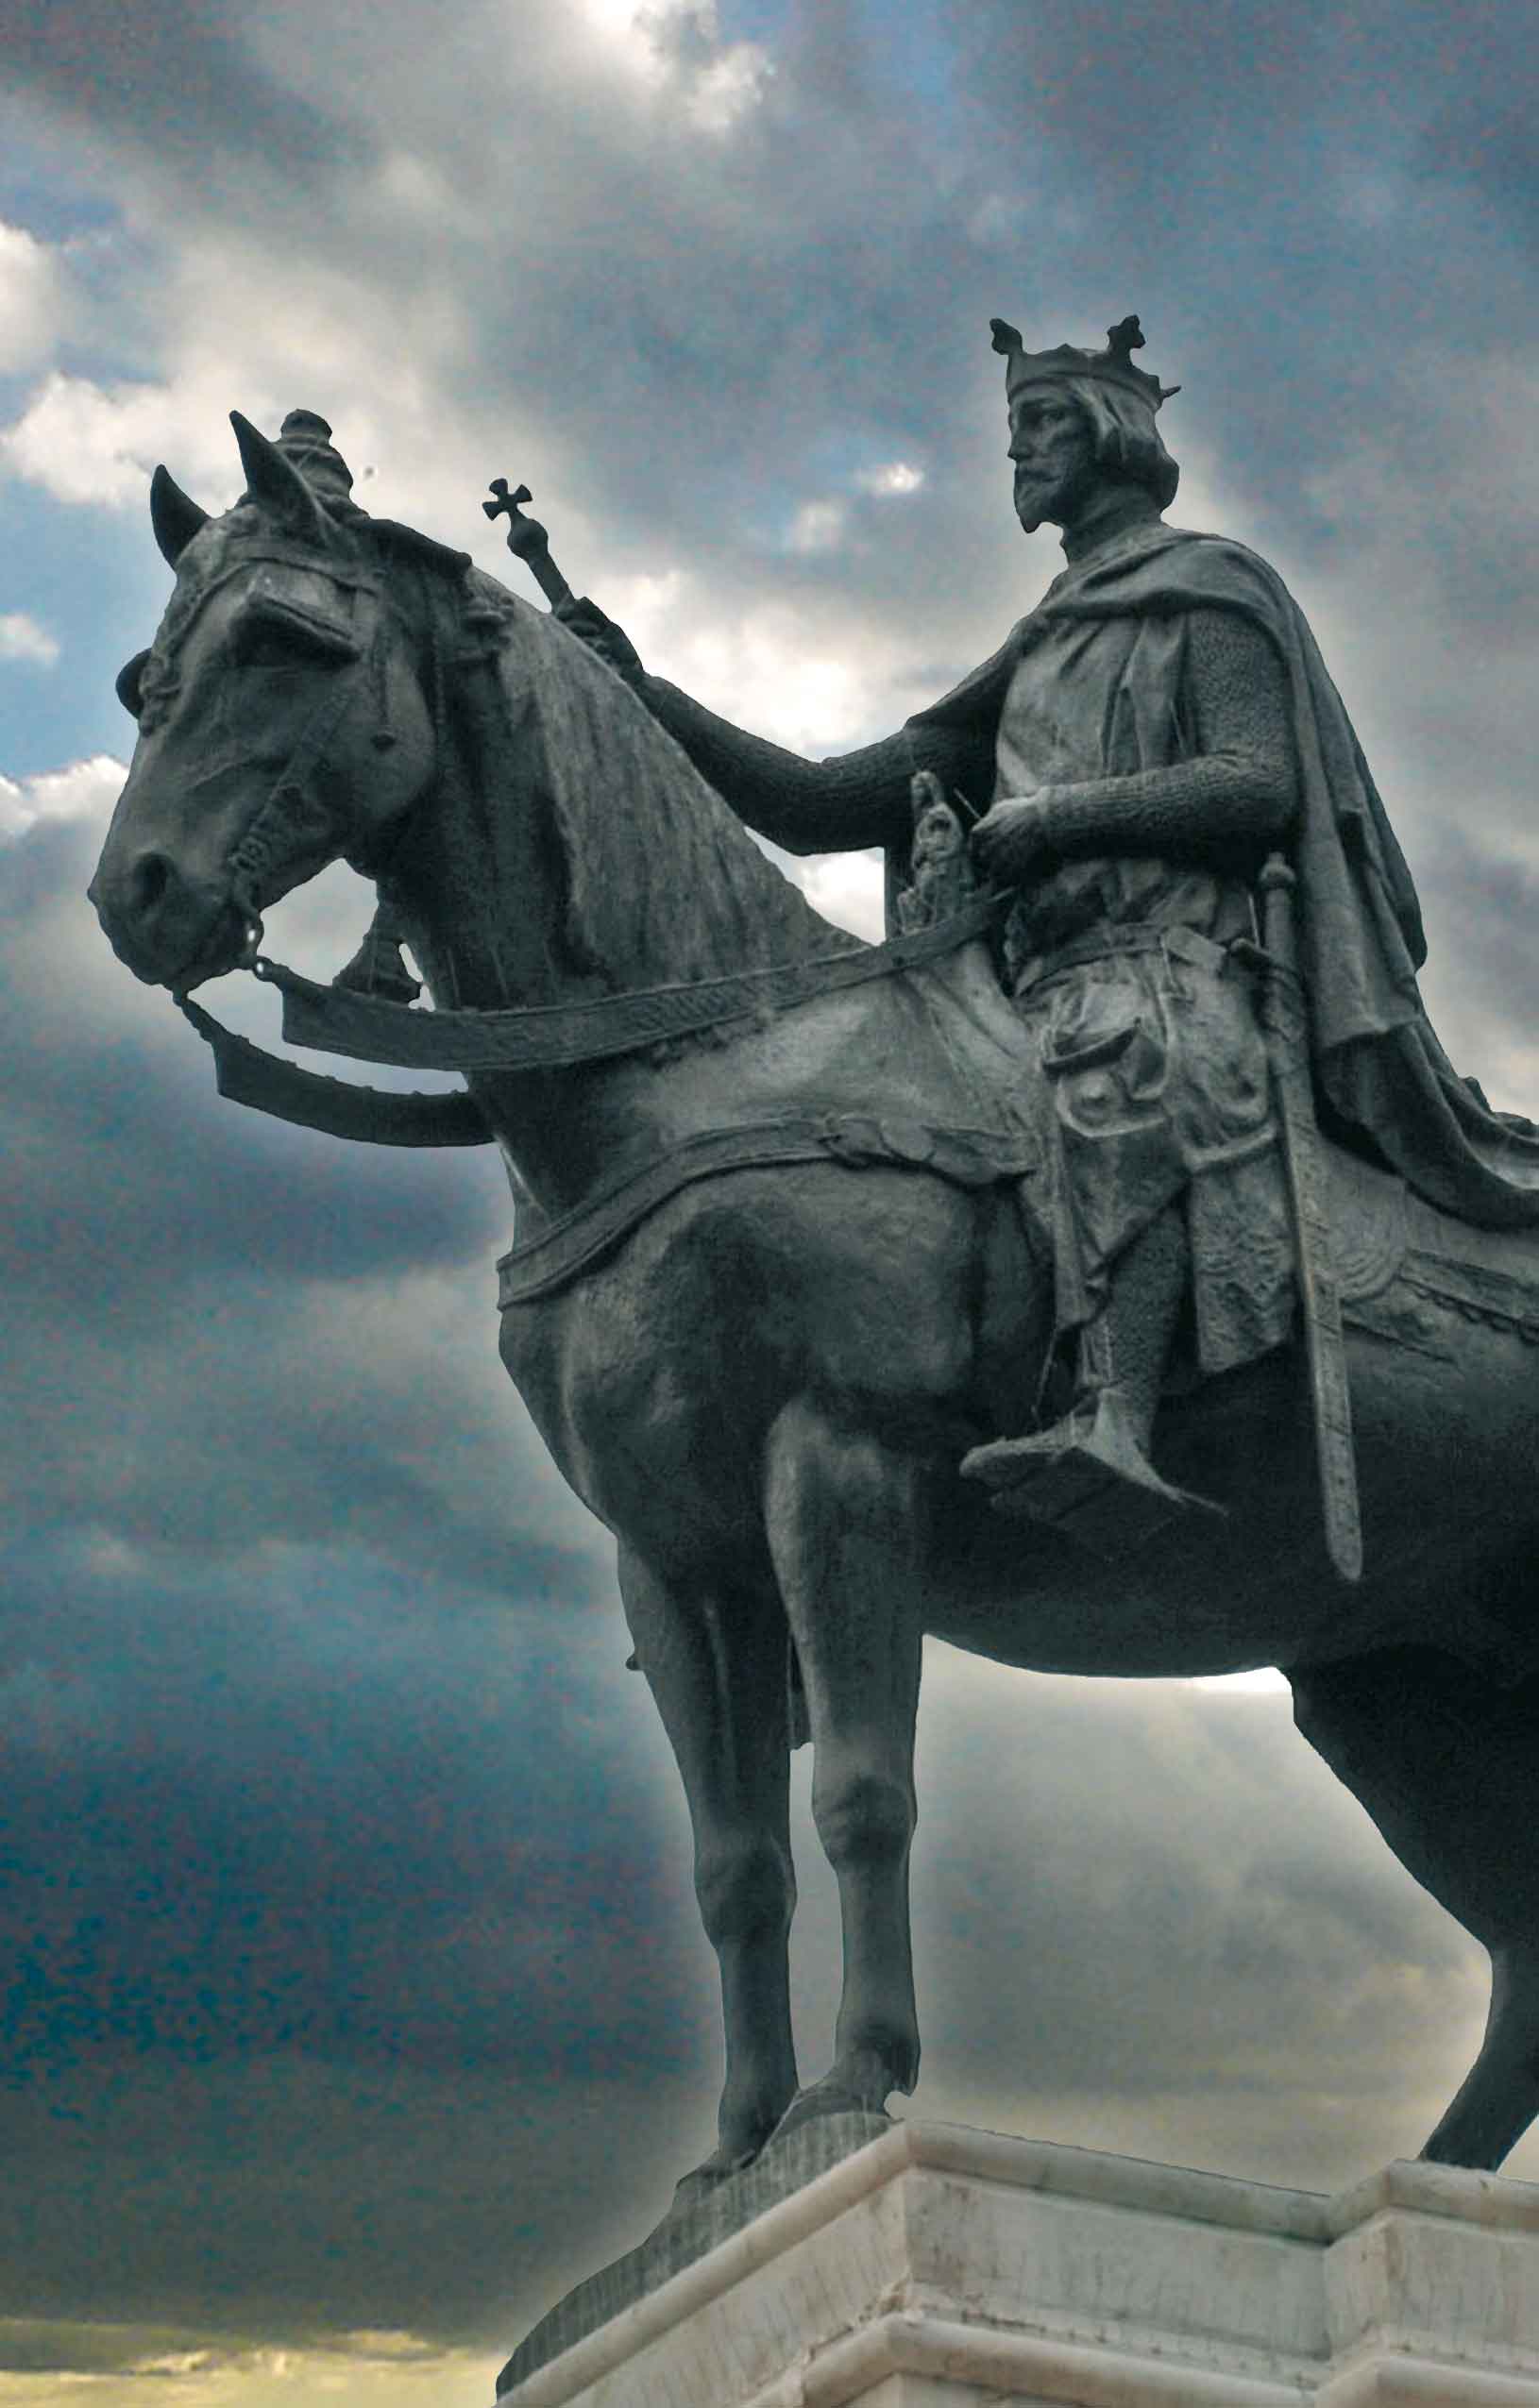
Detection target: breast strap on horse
<box><xmin>496</xmin><ymin>1112</ymin><xmax>1040</xmax><ymax>1305</ymax></box>
<box><xmin>177</xmin><ymin>891</ymin><xmax>1007</xmax><ymax>1146</ymax></box>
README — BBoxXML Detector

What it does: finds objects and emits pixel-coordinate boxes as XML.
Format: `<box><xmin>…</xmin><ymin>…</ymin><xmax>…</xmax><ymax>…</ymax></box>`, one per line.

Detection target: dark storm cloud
<box><xmin>1</xmin><ymin>793</ymin><xmax>710</xmax><ymax>2342</ymax></box>
<box><xmin>2</xmin><ymin>813</ymin><xmax>604</xmax><ymax>1586</ymax></box>
<box><xmin>1410</xmin><ymin>825</ymin><xmax>1539</xmax><ymax>1100</ymax></box>
<box><xmin>941</xmin><ymin>0</ymin><xmax>1539</xmax><ymax>511</ymax></box>
<box><xmin>8</xmin><ymin>825</ymin><xmax>499</xmax><ymax>1296</ymax></box>
<box><xmin>0</xmin><ymin>0</ymin><xmax>360</xmax><ymax>185</ymax></box>
<box><xmin>0</xmin><ymin>1536</ymin><xmax>689</xmax><ymax>2084</ymax></box>
<box><xmin>0</xmin><ymin>1526</ymin><xmax>1495</xmax><ymax>2344</ymax></box>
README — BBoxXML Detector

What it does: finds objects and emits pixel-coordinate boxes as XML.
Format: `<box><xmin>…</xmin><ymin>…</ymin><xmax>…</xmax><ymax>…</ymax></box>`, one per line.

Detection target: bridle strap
<box><xmin>226</xmin><ymin>647</ymin><xmax>375</xmax><ymax>934</ymax></box>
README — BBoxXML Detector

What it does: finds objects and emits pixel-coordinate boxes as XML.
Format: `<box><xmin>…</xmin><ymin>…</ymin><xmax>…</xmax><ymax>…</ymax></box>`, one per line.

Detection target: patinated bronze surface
<box><xmin>89</xmin><ymin>357</ymin><xmax>1539</xmax><ymax>2249</ymax></box>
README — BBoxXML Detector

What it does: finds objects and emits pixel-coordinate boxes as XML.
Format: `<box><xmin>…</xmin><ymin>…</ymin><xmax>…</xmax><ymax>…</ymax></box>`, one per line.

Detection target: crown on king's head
<box><xmin>989</xmin><ymin>314</ymin><xmax>1180</xmax><ymax>411</ymax></box>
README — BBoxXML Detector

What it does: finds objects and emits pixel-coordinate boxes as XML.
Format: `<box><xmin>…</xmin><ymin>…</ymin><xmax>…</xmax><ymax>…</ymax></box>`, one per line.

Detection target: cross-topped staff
<box><xmin>483</xmin><ymin>479</ymin><xmax>574</xmax><ymax>610</ymax></box>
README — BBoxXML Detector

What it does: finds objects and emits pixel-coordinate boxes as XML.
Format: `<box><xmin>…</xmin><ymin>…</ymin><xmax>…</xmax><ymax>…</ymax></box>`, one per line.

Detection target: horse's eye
<box><xmin>234</xmin><ymin>596</ymin><xmax>358</xmax><ymax>669</ymax></box>
<box><xmin>115</xmin><ymin>648</ymin><xmax>151</xmax><ymax>719</ymax></box>
<box><xmin>234</xmin><ymin>620</ymin><xmax>309</xmax><ymax>670</ymax></box>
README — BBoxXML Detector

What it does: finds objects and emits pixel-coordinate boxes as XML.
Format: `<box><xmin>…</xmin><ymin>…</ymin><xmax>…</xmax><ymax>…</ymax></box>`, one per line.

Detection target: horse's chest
<box><xmin>498</xmin><ymin>1165</ymin><xmax>1016</xmax><ymax>1538</ymax></box>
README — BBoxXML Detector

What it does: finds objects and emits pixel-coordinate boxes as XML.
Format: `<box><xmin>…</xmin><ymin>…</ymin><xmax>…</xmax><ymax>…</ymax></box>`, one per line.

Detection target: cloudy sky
<box><xmin>5</xmin><ymin>1</ymin><xmax>1539</xmax><ymax>2400</ymax></box>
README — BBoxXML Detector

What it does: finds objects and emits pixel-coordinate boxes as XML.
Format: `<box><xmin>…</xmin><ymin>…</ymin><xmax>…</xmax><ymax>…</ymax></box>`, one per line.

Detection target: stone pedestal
<box><xmin>497</xmin><ymin>2122</ymin><xmax>1539</xmax><ymax>2406</ymax></box>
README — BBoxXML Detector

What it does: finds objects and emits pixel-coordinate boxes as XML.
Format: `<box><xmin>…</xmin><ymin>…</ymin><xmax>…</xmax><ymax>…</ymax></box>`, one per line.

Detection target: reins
<box><xmin>261</xmin><ymin>888</ymin><xmax>1006</xmax><ymax>1069</ymax></box>
<box><xmin>178</xmin><ymin>890</ymin><xmax>1007</xmax><ymax>1146</ymax></box>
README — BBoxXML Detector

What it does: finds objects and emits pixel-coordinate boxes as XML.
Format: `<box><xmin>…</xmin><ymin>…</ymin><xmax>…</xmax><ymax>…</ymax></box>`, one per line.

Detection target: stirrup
<box><xmin>961</xmin><ymin>1390</ymin><xmax>1221</xmax><ymax>1545</ymax></box>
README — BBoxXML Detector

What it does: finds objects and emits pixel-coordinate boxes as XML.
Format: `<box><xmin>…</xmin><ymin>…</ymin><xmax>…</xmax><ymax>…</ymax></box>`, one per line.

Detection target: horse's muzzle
<box><xmin>90</xmin><ymin>847</ymin><xmax>253</xmax><ymax>992</ymax></box>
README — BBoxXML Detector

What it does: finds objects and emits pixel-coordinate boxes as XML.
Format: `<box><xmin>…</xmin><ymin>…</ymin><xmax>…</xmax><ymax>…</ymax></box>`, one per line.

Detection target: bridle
<box><xmin>214</xmin><ymin>549</ymin><xmax>400</xmax><ymax>968</ymax></box>
<box><xmin>131</xmin><ymin>532</ymin><xmax>412</xmax><ymax>989</ymax></box>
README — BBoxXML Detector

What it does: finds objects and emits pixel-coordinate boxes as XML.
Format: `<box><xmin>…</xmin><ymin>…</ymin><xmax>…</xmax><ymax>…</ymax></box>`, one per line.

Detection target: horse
<box><xmin>91</xmin><ymin>410</ymin><xmax>1539</xmax><ymax>2188</ymax></box>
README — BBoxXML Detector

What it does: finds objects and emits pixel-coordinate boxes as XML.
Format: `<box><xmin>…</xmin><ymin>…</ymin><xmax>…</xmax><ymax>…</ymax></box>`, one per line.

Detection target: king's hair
<box><xmin>1055</xmin><ymin>376</ymin><xmax>1180</xmax><ymax>509</ymax></box>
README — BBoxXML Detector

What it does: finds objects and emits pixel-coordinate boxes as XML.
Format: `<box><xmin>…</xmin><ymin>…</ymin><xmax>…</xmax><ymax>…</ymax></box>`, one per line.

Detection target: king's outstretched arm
<box><xmin>640</xmin><ymin>675</ymin><xmax>987</xmax><ymax>856</ymax></box>
<box><xmin>555</xmin><ymin>596</ymin><xmax>989</xmax><ymax>857</ymax></box>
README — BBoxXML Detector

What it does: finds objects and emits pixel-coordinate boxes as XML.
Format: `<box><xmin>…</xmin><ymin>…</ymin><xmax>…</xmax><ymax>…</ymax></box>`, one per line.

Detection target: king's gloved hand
<box><xmin>970</xmin><ymin>792</ymin><xmax>1055</xmax><ymax>882</ymax></box>
<box><xmin>553</xmin><ymin>596</ymin><xmax>646</xmax><ymax>684</ymax></box>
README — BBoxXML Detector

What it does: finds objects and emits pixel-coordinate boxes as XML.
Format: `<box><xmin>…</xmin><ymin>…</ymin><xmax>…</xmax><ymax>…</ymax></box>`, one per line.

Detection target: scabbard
<box><xmin>1258</xmin><ymin>855</ymin><xmax>1362</xmax><ymax>1582</ymax></box>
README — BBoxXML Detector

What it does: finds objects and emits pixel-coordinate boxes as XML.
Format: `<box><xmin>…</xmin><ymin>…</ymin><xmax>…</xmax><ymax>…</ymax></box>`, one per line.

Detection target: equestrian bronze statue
<box><xmin>90</xmin><ymin>328</ymin><xmax>1539</xmax><ymax>2195</ymax></box>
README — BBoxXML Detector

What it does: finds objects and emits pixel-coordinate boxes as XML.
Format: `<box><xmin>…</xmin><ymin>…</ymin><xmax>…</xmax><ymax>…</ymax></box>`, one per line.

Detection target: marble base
<box><xmin>500</xmin><ymin>2111</ymin><xmax>890</xmax><ymax>2388</ymax></box>
<box><xmin>495</xmin><ymin>2121</ymin><xmax>1539</xmax><ymax>2406</ymax></box>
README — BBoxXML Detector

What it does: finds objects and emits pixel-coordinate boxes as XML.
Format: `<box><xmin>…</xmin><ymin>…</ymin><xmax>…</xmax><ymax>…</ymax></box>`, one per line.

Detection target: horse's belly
<box><xmin>927</xmin><ymin>1328</ymin><xmax>1539</xmax><ymax>1680</ymax></box>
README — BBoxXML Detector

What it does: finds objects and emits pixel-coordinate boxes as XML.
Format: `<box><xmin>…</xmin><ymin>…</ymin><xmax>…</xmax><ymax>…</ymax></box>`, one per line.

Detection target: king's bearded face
<box><xmin>1007</xmin><ymin>389</ymin><xmax>1096</xmax><ymax>532</ymax></box>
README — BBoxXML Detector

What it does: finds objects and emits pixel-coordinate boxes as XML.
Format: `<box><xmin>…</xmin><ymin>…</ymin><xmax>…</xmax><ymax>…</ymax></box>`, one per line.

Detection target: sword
<box><xmin>1255</xmin><ymin>851</ymin><xmax>1363</xmax><ymax>1583</ymax></box>
<box><xmin>483</xmin><ymin>478</ymin><xmax>574</xmax><ymax>610</ymax></box>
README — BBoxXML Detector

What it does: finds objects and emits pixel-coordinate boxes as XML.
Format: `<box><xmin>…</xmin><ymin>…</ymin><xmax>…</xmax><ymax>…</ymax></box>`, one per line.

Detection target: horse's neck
<box><xmin>387</xmin><ymin>730</ymin><xmax>567</xmax><ymax>1015</ymax></box>
<box><xmin>391</xmin><ymin>588</ymin><xmax>855</xmax><ymax>1015</ymax></box>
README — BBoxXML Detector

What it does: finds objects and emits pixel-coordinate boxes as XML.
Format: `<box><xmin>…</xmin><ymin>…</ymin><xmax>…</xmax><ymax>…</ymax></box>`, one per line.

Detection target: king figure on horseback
<box><xmin>558</xmin><ymin>312</ymin><xmax>1539</xmax><ymax>1528</ymax></box>
<box><xmin>86</xmin><ymin>371</ymin><xmax>1539</xmax><ymax>2200</ymax></box>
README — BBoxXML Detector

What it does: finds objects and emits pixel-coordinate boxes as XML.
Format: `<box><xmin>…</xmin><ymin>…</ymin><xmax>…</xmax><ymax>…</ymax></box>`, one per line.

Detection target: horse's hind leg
<box><xmin>1424</xmin><ymin>1940</ymin><xmax>1539</xmax><ymax>2169</ymax></box>
<box><xmin>1291</xmin><ymin>1646</ymin><xmax>1539</xmax><ymax>2170</ymax></box>
<box><xmin>617</xmin><ymin>1543</ymin><xmax>798</xmax><ymax>2190</ymax></box>
<box><xmin>763</xmin><ymin>1400</ymin><xmax>925</xmax><ymax>2128</ymax></box>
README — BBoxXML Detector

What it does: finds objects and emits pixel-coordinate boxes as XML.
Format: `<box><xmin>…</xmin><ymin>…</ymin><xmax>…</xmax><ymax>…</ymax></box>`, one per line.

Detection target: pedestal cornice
<box><xmin>497</xmin><ymin>2122</ymin><xmax>1539</xmax><ymax>2407</ymax></box>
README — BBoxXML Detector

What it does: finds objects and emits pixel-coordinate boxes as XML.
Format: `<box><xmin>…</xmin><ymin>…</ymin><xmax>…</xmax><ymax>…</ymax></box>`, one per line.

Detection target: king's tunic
<box><xmin>988</xmin><ymin>599</ymin><xmax>1293</xmax><ymax>1373</ymax></box>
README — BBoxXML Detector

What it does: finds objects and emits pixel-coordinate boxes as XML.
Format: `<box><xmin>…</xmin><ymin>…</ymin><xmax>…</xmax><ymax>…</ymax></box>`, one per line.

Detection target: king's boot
<box><xmin>961</xmin><ymin>1206</ymin><xmax>1219</xmax><ymax>1543</ymax></box>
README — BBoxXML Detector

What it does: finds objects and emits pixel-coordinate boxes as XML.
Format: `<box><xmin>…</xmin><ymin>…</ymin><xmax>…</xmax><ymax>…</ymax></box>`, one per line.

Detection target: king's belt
<box><xmin>1012</xmin><ymin>919</ymin><xmax>1243</xmax><ymax>997</ymax></box>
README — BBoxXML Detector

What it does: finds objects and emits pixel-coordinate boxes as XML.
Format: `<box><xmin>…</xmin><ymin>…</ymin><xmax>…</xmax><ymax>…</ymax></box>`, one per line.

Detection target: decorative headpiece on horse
<box><xmin>989</xmin><ymin>314</ymin><xmax>1180</xmax><ymax>413</ymax></box>
<box><xmin>146</xmin><ymin>406</ymin><xmax>360</xmax><ymax>569</ymax></box>
<box><xmin>269</xmin><ymin>409</ymin><xmax>359</xmax><ymax>514</ymax></box>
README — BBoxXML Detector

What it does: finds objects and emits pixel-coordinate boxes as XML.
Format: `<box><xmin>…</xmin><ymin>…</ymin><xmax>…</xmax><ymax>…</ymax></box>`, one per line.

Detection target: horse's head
<box><xmin>90</xmin><ymin>413</ymin><xmax>439</xmax><ymax>991</ymax></box>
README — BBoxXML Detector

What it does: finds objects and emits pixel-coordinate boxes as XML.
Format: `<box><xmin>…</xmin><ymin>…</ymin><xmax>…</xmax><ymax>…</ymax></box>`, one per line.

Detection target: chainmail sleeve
<box><xmin>636</xmin><ymin>676</ymin><xmax>990</xmax><ymax>857</ymax></box>
<box><xmin>1025</xmin><ymin>609</ymin><xmax>1297</xmax><ymax>859</ymax></box>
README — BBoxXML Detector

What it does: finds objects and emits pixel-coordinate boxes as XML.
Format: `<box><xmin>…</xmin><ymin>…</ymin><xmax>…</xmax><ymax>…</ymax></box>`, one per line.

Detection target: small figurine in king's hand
<box><xmin>896</xmin><ymin>770</ymin><xmax>974</xmax><ymax>933</ymax></box>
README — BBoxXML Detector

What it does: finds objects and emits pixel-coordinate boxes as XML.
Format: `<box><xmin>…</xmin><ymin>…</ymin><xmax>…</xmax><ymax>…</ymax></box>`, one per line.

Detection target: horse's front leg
<box><xmin>617</xmin><ymin>1543</ymin><xmax>799</xmax><ymax>2195</ymax></box>
<box><xmin>764</xmin><ymin>1400</ymin><xmax>925</xmax><ymax>2128</ymax></box>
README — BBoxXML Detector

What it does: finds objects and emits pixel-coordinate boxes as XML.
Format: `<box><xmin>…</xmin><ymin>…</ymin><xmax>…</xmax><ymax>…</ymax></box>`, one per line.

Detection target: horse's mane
<box><xmin>435</xmin><ymin>563</ymin><xmax>865</xmax><ymax>992</ymax></box>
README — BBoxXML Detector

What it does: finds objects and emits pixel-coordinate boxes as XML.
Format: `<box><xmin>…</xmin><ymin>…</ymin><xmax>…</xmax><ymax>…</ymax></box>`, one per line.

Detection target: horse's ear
<box><xmin>149</xmin><ymin>464</ymin><xmax>210</xmax><ymax>566</ymax></box>
<box><xmin>230</xmin><ymin>411</ymin><xmax>332</xmax><ymax>545</ymax></box>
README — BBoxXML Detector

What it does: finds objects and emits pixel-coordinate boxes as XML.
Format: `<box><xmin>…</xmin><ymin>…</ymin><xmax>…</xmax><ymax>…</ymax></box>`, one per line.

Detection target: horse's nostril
<box><xmin>128</xmin><ymin>850</ymin><xmax>174</xmax><ymax>919</ymax></box>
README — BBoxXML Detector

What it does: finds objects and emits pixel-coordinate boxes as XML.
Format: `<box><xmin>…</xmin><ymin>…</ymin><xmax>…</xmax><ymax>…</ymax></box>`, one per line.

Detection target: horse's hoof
<box><xmin>770</xmin><ymin>2080</ymin><xmax>893</xmax><ymax>2146</ymax></box>
<box><xmin>669</xmin><ymin>2147</ymin><xmax>758</xmax><ymax>2214</ymax></box>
